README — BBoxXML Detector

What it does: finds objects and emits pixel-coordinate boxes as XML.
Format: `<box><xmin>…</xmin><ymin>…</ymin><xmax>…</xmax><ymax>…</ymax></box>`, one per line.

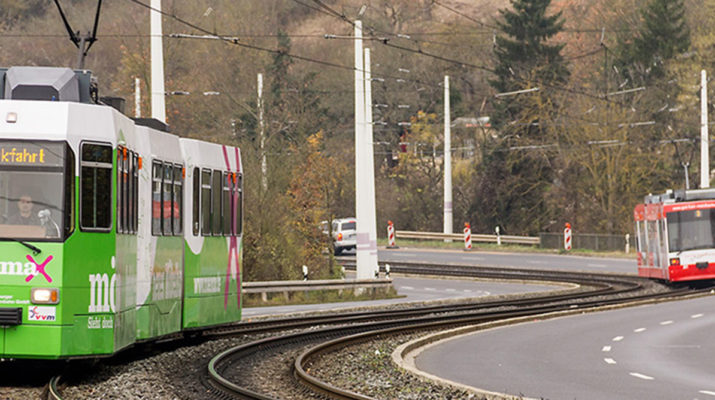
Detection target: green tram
<box><xmin>0</xmin><ymin>66</ymin><xmax>243</xmax><ymax>359</ymax></box>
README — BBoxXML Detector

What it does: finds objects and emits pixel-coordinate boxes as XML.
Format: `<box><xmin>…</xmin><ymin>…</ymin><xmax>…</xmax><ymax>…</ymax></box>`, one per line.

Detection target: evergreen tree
<box><xmin>475</xmin><ymin>0</ymin><xmax>569</xmax><ymax>235</ymax></box>
<box><xmin>615</xmin><ymin>0</ymin><xmax>690</xmax><ymax>86</ymax></box>
<box><xmin>490</xmin><ymin>0</ymin><xmax>569</xmax><ymax>129</ymax></box>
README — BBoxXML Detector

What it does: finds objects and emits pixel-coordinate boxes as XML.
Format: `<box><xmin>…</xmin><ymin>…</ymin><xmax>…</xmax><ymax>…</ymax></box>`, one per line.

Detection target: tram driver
<box><xmin>7</xmin><ymin>194</ymin><xmax>41</xmax><ymax>226</ymax></box>
<box><xmin>5</xmin><ymin>193</ymin><xmax>60</xmax><ymax>238</ymax></box>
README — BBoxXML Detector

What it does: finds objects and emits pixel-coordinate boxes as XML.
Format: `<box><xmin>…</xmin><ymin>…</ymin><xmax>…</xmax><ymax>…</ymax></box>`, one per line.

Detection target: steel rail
<box><xmin>293</xmin><ymin>285</ymin><xmax>701</xmax><ymax>399</ymax></box>
<box><xmin>205</xmin><ymin>262</ymin><xmax>637</xmax><ymax>337</ymax></box>
<box><xmin>47</xmin><ymin>375</ymin><xmax>62</xmax><ymax>400</ymax></box>
<box><xmin>205</xmin><ymin>266</ymin><xmax>659</xmax><ymax>399</ymax></box>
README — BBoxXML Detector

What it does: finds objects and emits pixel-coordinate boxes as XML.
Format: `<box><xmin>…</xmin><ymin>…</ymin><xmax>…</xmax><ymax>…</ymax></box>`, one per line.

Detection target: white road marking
<box><xmin>629</xmin><ymin>372</ymin><xmax>654</xmax><ymax>380</ymax></box>
<box><xmin>463</xmin><ymin>289</ymin><xmax>472</xmax><ymax>293</ymax></box>
<box><xmin>699</xmin><ymin>390</ymin><xmax>715</xmax><ymax>396</ymax></box>
<box><xmin>528</xmin><ymin>260</ymin><xmax>546</xmax><ymax>264</ymax></box>
<box><xmin>692</xmin><ymin>313</ymin><xmax>704</xmax><ymax>319</ymax></box>
<box><xmin>634</xmin><ymin>328</ymin><xmax>646</xmax><ymax>333</ymax></box>
<box><xmin>612</xmin><ymin>336</ymin><xmax>624</xmax><ymax>342</ymax></box>
<box><xmin>660</xmin><ymin>320</ymin><xmax>674</xmax><ymax>325</ymax></box>
<box><xmin>587</xmin><ymin>263</ymin><xmax>607</xmax><ymax>268</ymax></box>
<box><xmin>604</xmin><ymin>358</ymin><xmax>617</xmax><ymax>364</ymax></box>
<box><xmin>400</xmin><ymin>286</ymin><xmax>414</xmax><ymax>290</ymax></box>
<box><xmin>445</xmin><ymin>288</ymin><xmax>456</xmax><ymax>292</ymax></box>
<box><xmin>602</xmin><ymin>346</ymin><xmax>611</xmax><ymax>352</ymax></box>
<box><xmin>424</xmin><ymin>287</ymin><xmax>436</xmax><ymax>291</ymax></box>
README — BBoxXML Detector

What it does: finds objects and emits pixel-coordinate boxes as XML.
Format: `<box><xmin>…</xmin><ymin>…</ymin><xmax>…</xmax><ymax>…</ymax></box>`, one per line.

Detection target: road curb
<box><xmin>392</xmin><ymin>291</ymin><xmax>715</xmax><ymax>400</ymax></box>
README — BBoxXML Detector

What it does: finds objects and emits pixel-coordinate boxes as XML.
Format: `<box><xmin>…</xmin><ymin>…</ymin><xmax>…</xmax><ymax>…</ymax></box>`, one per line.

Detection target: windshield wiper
<box><xmin>0</xmin><ymin>237</ymin><xmax>41</xmax><ymax>255</ymax></box>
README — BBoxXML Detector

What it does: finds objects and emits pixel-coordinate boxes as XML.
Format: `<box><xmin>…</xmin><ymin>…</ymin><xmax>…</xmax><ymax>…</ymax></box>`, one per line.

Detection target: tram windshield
<box><xmin>0</xmin><ymin>140</ymin><xmax>74</xmax><ymax>241</ymax></box>
<box><xmin>667</xmin><ymin>208</ymin><xmax>715</xmax><ymax>253</ymax></box>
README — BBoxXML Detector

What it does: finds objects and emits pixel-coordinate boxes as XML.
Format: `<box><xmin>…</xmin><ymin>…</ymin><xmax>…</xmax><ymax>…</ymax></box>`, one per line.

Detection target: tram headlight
<box><xmin>670</xmin><ymin>258</ymin><xmax>680</xmax><ymax>266</ymax></box>
<box><xmin>31</xmin><ymin>288</ymin><xmax>59</xmax><ymax>304</ymax></box>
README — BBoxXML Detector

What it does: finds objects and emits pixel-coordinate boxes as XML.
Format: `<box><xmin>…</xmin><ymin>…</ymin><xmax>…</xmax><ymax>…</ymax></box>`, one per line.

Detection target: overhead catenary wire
<box><xmin>124</xmin><ymin>0</ymin><xmax>705</xmax><ymax>140</ymax></box>
<box><xmin>123</xmin><ymin>0</ymin><xmax>655</xmax><ymax>111</ymax></box>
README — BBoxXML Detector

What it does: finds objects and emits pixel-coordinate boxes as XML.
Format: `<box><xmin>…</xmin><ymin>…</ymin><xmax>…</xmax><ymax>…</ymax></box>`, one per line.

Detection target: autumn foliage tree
<box><xmin>286</xmin><ymin>131</ymin><xmax>349</xmax><ymax>278</ymax></box>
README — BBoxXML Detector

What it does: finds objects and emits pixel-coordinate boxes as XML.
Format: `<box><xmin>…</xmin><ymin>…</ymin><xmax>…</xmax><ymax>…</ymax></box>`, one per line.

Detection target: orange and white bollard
<box><xmin>464</xmin><ymin>222</ymin><xmax>472</xmax><ymax>251</ymax></box>
<box><xmin>564</xmin><ymin>222</ymin><xmax>572</xmax><ymax>251</ymax></box>
<box><xmin>387</xmin><ymin>220</ymin><xmax>399</xmax><ymax>249</ymax></box>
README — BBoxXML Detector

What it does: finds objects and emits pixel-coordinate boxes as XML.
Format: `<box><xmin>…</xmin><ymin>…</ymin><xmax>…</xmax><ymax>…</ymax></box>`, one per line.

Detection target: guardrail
<box><xmin>243</xmin><ymin>279</ymin><xmax>393</xmax><ymax>302</ymax></box>
<box><xmin>395</xmin><ymin>230</ymin><xmax>539</xmax><ymax>245</ymax></box>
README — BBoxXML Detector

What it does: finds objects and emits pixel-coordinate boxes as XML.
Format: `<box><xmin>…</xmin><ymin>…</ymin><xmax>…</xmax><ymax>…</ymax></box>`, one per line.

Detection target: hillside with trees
<box><xmin>1</xmin><ymin>0</ymin><xmax>713</xmax><ymax>280</ymax></box>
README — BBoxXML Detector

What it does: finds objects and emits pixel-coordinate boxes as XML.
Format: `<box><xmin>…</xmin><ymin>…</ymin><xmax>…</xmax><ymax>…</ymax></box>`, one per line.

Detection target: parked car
<box><xmin>322</xmin><ymin>217</ymin><xmax>357</xmax><ymax>255</ymax></box>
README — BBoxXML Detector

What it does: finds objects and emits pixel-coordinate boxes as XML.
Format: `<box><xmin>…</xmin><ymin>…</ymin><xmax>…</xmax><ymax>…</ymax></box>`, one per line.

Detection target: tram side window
<box><xmin>235</xmin><ymin>174</ymin><xmax>243</xmax><ymax>235</ymax></box>
<box><xmin>647</xmin><ymin>220</ymin><xmax>658</xmax><ymax>267</ymax></box>
<box><xmin>192</xmin><ymin>167</ymin><xmax>199</xmax><ymax>236</ymax></box>
<box><xmin>117</xmin><ymin>149</ymin><xmax>124</xmax><ymax>233</ymax></box>
<box><xmin>162</xmin><ymin>163</ymin><xmax>173</xmax><ymax>235</ymax></box>
<box><xmin>173</xmin><ymin>164</ymin><xmax>183</xmax><ymax>235</ymax></box>
<box><xmin>130</xmin><ymin>152</ymin><xmax>138</xmax><ymax>234</ymax></box>
<box><xmin>65</xmin><ymin>147</ymin><xmax>76</xmax><ymax>237</ymax></box>
<box><xmin>152</xmin><ymin>161</ymin><xmax>162</xmax><ymax>235</ymax></box>
<box><xmin>116</xmin><ymin>147</ymin><xmax>133</xmax><ymax>234</ymax></box>
<box><xmin>80</xmin><ymin>143</ymin><xmax>113</xmax><ymax>231</ymax></box>
<box><xmin>201</xmin><ymin>169</ymin><xmax>211</xmax><ymax>236</ymax></box>
<box><xmin>223</xmin><ymin>172</ymin><xmax>231</xmax><ymax>237</ymax></box>
<box><xmin>212</xmin><ymin>170</ymin><xmax>222</xmax><ymax>236</ymax></box>
<box><xmin>636</xmin><ymin>220</ymin><xmax>645</xmax><ymax>255</ymax></box>
<box><xmin>122</xmin><ymin>151</ymin><xmax>129</xmax><ymax>233</ymax></box>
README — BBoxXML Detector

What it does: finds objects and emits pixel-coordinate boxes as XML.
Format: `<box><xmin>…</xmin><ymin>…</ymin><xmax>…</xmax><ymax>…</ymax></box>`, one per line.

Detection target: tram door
<box><xmin>645</xmin><ymin>203</ymin><xmax>667</xmax><ymax>277</ymax></box>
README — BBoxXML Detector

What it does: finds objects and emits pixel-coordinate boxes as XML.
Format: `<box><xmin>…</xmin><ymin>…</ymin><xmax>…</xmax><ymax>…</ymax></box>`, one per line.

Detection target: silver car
<box><xmin>324</xmin><ymin>218</ymin><xmax>356</xmax><ymax>255</ymax></box>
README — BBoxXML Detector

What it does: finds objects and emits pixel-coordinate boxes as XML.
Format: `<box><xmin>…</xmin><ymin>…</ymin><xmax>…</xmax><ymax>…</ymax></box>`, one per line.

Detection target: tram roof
<box><xmin>645</xmin><ymin>188</ymin><xmax>715</xmax><ymax>204</ymax></box>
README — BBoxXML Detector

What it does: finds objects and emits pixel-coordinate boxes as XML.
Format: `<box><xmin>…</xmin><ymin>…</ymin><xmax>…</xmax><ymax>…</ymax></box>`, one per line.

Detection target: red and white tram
<box><xmin>634</xmin><ymin>189</ymin><xmax>715</xmax><ymax>282</ymax></box>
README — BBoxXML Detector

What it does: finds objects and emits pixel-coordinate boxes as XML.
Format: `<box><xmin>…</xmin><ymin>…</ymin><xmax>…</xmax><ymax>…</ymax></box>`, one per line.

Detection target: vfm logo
<box><xmin>88</xmin><ymin>257</ymin><xmax>118</xmax><ymax>313</ymax></box>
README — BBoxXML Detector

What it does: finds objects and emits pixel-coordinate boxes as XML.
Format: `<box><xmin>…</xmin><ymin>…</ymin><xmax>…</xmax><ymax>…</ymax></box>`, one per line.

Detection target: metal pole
<box><xmin>443</xmin><ymin>75</ymin><xmax>453</xmax><ymax>239</ymax></box>
<box><xmin>258</xmin><ymin>73</ymin><xmax>267</xmax><ymax>192</ymax></box>
<box><xmin>150</xmin><ymin>0</ymin><xmax>166</xmax><ymax>123</ymax></box>
<box><xmin>76</xmin><ymin>36</ymin><xmax>87</xmax><ymax>70</ymax></box>
<box><xmin>354</xmin><ymin>21</ymin><xmax>370</xmax><ymax>280</ymax></box>
<box><xmin>701</xmin><ymin>69</ymin><xmax>709</xmax><ymax>189</ymax></box>
<box><xmin>364</xmin><ymin>48</ymin><xmax>379</xmax><ymax>277</ymax></box>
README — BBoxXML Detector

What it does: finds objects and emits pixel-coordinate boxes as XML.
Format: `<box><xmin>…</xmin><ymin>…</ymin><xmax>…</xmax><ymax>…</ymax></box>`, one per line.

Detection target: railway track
<box><xmin>203</xmin><ymin>261</ymin><xmax>640</xmax><ymax>337</ymax></box>
<box><xmin>47</xmin><ymin>375</ymin><xmax>62</xmax><ymax>400</ymax></box>
<box><xmin>205</xmin><ymin>261</ymin><xmax>702</xmax><ymax>399</ymax></box>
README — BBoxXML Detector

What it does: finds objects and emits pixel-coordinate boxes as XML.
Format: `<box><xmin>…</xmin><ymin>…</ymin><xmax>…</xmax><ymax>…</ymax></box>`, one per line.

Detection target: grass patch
<box><xmin>243</xmin><ymin>286</ymin><xmax>403</xmax><ymax>307</ymax></box>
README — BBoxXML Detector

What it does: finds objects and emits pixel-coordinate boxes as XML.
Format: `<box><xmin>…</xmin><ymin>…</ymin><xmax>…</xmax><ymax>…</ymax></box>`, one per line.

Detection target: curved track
<box><xmin>205</xmin><ymin>262</ymin><xmax>692</xmax><ymax>399</ymax></box>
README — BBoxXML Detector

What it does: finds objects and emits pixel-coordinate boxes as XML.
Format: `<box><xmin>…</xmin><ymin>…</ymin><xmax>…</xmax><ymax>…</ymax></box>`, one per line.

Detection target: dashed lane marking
<box><xmin>604</xmin><ymin>358</ymin><xmax>617</xmax><ymax>364</ymax></box>
<box><xmin>660</xmin><ymin>320</ymin><xmax>674</xmax><ymax>325</ymax></box>
<box><xmin>612</xmin><ymin>336</ymin><xmax>624</xmax><ymax>342</ymax></box>
<box><xmin>699</xmin><ymin>390</ymin><xmax>715</xmax><ymax>396</ymax></box>
<box><xmin>424</xmin><ymin>287</ymin><xmax>436</xmax><ymax>291</ymax></box>
<box><xmin>692</xmin><ymin>314</ymin><xmax>704</xmax><ymax>319</ymax></box>
<box><xmin>602</xmin><ymin>346</ymin><xmax>611</xmax><ymax>352</ymax></box>
<box><xmin>400</xmin><ymin>286</ymin><xmax>414</xmax><ymax>290</ymax></box>
<box><xmin>634</xmin><ymin>328</ymin><xmax>646</xmax><ymax>333</ymax></box>
<box><xmin>629</xmin><ymin>372</ymin><xmax>654</xmax><ymax>381</ymax></box>
<box><xmin>445</xmin><ymin>288</ymin><xmax>456</xmax><ymax>292</ymax></box>
<box><xmin>587</xmin><ymin>263</ymin><xmax>607</xmax><ymax>268</ymax></box>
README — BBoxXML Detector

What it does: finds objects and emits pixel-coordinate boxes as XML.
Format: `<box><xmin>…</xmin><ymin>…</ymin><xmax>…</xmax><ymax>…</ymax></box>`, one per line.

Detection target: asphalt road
<box><xmin>415</xmin><ymin>295</ymin><xmax>715</xmax><ymax>400</ymax></box>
